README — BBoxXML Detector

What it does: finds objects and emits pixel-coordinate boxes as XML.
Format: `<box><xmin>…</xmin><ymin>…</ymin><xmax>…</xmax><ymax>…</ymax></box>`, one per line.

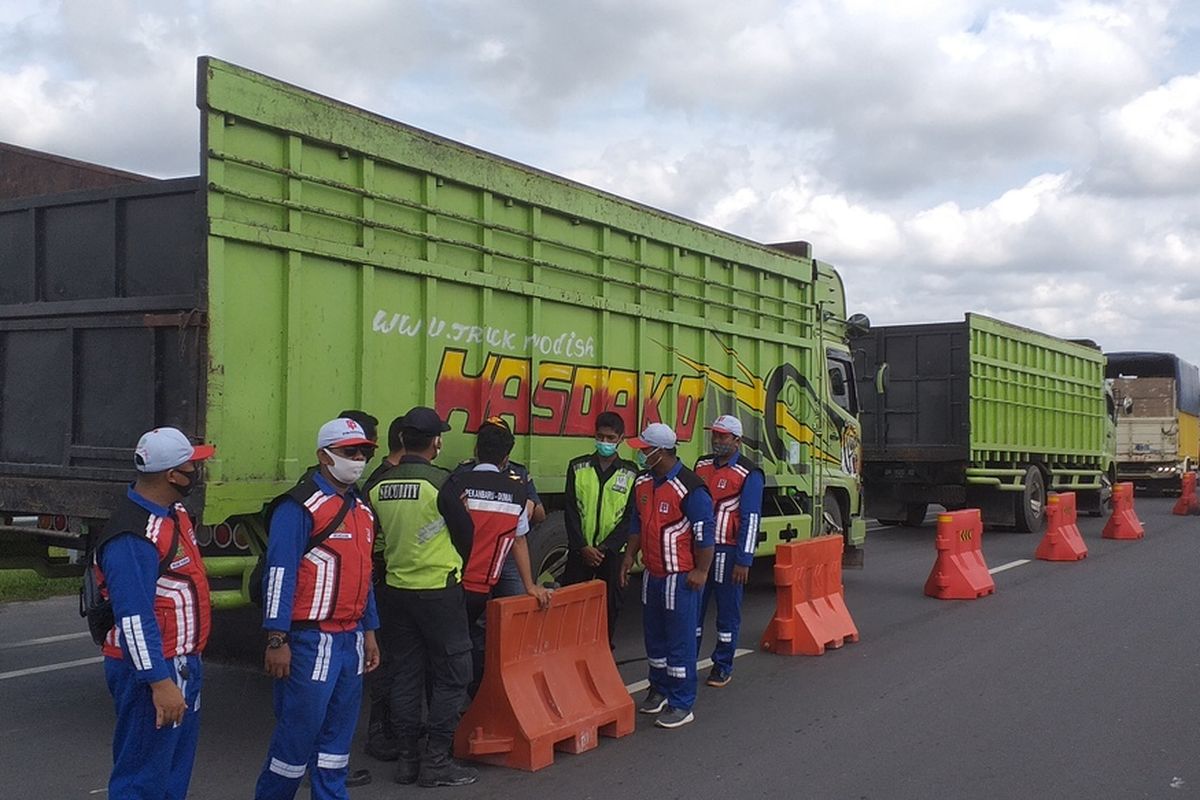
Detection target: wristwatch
<box><xmin>266</xmin><ymin>632</ymin><xmax>289</xmax><ymax>649</ymax></box>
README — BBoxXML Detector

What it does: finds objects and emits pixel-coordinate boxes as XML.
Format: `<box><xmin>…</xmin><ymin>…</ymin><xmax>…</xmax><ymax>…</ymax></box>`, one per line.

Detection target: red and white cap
<box><xmin>134</xmin><ymin>427</ymin><xmax>215</xmax><ymax>473</ymax></box>
<box><xmin>627</xmin><ymin>422</ymin><xmax>677</xmax><ymax>450</ymax></box>
<box><xmin>318</xmin><ymin>417</ymin><xmax>376</xmax><ymax>449</ymax></box>
<box><xmin>706</xmin><ymin>414</ymin><xmax>743</xmax><ymax>438</ymax></box>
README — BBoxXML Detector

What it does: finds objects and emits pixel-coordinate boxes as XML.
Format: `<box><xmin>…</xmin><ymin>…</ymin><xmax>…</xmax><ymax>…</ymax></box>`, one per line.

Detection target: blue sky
<box><xmin>2</xmin><ymin>0</ymin><xmax>1198</xmax><ymax>364</ymax></box>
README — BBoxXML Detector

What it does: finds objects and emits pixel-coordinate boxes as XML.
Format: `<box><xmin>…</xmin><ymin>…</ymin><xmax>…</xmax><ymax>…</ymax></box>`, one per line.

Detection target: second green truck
<box><xmin>855</xmin><ymin>314</ymin><xmax>1117</xmax><ymax>531</ymax></box>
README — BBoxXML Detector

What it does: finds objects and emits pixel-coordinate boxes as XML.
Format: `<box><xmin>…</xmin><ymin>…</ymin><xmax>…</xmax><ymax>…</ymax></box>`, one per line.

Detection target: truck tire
<box><xmin>1014</xmin><ymin>466</ymin><xmax>1047</xmax><ymax>533</ymax></box>
<box><xmin>901</xmin><ymin>503</ymin><xmax>928</xmax><ymax>527</ymax></box>
<box><xmin>822</xmin><ymin>491</ymin><xmax>845</xmax><ymax>536</ymax></box>
<box><xmin>1085</xmin><ymin>468</ymin><xmax>1115</xmax><ymax>518</ymax></box>
<box><xmin>526</xmin><ymin>510</ymin><xmax>569</xmax><ymax>584</ymax></box>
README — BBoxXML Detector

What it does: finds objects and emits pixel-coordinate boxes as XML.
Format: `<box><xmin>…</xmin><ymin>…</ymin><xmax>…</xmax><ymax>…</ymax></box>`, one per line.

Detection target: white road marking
<box><xmin>0</xmin><ymin>656</ymin><xmax>104</xmax><ymax>681</ymax></box>
<box><xmin>988</xmin><ymin>559</ymin><xmax>1031</xmax><ymax>575</ymax></box>
<box><xmin>0</xmin><ymin>631</ymin><xmax>92</xmax><ymax>651</ymax></box>
<box><xmin>625</xmin><ymin>648</ymin><xmax>753</xmax><ymax>694</ymax></box>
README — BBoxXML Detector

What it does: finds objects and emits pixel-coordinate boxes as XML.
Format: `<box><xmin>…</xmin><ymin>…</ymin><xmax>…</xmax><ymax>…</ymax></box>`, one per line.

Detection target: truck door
<box><xmin>825</xmin><ymin>351</ymin><xmax>862</xmax><ymax>477</ymax></box>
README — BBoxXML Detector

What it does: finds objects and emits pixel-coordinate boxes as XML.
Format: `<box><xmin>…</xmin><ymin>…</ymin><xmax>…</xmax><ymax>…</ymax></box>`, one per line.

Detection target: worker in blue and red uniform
<box><xmin>694</xmin><ymin>414</ymin><xmax>764</xmax><ymax>687</ymax></box>
<box><xmin>93</xmin><ymin>426</ymin><xmax>214</xmax><ymax>800</ymax></box>
<box><xmin>255</xmin><ymin>417</ymin><xmax>382</xmax><ymax>800</ymax></box>
<box><xmin>620</xmin><ymin>422</ymin><xmax>714</xmax><ymax>730</ymax></box>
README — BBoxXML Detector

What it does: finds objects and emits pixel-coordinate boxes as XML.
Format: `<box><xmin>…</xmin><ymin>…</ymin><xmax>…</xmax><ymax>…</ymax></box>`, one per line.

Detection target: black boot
<box><xmin>418</xmin><ymin>738</ymin><xmax>478</xmax><ymax>788</ymax></box>
<box><xmin>365</xmin><ymin>700</ymin><xmax>400</xmax><ymax>761</ymax></box>
<box><xmin>393</xmin><ymin>737</ymin><xmax>421</xmax><ymax>785</ymax></box>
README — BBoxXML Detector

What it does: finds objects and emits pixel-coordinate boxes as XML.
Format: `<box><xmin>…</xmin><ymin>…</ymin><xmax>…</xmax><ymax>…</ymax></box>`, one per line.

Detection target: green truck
<box><xmin>0</xmin><ymin>57</ymin><xmax>869</xmax><ymax>609</ymax></box>
<box><xmin>855</xmin><ymin>314</ymin><xmax>1116</xmax><ymax>531</ymax></box>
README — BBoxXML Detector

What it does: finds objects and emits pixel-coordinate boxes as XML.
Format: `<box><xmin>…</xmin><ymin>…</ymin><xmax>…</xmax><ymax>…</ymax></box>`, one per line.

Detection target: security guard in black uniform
<box><xmin>367</xmin><ymin>407</ymin><xmax>479</xmax><ymax>788</ymax></box>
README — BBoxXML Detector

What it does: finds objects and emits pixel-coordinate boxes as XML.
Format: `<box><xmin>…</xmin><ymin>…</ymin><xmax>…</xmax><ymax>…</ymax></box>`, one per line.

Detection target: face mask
<box><xmin>635</xmin><ymin>448</ymin><xmax>660</xmax><ymax>469</ymax></box>
<box><xmin>712</xmin><ymin>441</ymin><xmax>737</xmax><ymax>458</ymax></box>
<box><xmin>171</xmin><ymin>468</ymin><xmax>197</xmax><ymax>498</ymax></box>
<box><xmin>324</xmin><ymin>448</ymin><xmax>367</xmax><ymax>484</ymax></box>
<box><xmin>595</xmin><ymin>440</ymin><xmax>619</xmax><ymax>458</ymax></box>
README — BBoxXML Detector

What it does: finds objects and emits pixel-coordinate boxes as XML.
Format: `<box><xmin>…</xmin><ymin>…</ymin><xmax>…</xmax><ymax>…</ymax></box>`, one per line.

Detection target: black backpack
<box><xmin>248</xmin><ymin>489</ymin><xmax>354</xmax><ymax>606</ymax></box>
<box><xmin>80</xmin><ymin>522</ymin><xmax>181</xmax><ymax>647</ymax></box>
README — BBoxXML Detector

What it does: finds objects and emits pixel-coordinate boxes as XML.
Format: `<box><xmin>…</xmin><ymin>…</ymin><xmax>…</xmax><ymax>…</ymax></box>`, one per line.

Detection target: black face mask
<box><xmin>172</xmin><ymin>468</ymin><xmax>198</xmax><ymax>498</ymax></box>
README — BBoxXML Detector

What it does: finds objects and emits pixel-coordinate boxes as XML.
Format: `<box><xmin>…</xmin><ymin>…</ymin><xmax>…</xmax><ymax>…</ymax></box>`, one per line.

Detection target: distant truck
<box><xmin>0</xmin><ymin>57</ymin><xmax>870</xmax><ymax>607</ymax></box>
<box><xmin>854</xmin><ymin>314</ymin><xmax>1116</xmax><ymax>531</ymax></box>
<box><xmin>1105</xmin><ymin>352</ymin><xmax>1200</xmax><ymax>493</ymax></box>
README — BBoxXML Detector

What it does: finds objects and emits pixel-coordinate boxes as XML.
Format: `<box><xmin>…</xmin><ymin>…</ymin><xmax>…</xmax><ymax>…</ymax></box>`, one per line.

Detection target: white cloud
<box><xmin>0</xmin><ymin>0</ymin><xmax>1197</xmax><ymax>363</ymax></box>
<box><xmin>1090</xmin><ymin>70</ymin><xmax>1200</xmax><ymax>195</ymax></box>
<box><xmin>0</xmin><ymin>64</ymin><xmax>92</xmax><ymax>143</ymax></box>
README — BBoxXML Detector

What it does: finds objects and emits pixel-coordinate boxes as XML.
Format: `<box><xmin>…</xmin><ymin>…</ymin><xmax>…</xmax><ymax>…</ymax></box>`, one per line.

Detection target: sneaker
<box><xmin>654</xmin><ymin>706</ymin><xmax>695</xmax><ymax>729</ymax></box>
<box><xmin>638</xmin><ymin>689</ymin><xmax>668</xmax><ymax>715</ymax></box>
<box><xmin>706</xmin><ymin>666</ymin><xmax>732</xmax><ymax>688</ymax></box>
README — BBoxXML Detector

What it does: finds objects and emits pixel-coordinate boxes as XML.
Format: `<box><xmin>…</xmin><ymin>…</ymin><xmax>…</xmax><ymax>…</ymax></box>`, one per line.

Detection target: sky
<box><xmin>2</xmin><ymin>0</ymin><xmax>1198</xmax><ymax>365</ymax></box>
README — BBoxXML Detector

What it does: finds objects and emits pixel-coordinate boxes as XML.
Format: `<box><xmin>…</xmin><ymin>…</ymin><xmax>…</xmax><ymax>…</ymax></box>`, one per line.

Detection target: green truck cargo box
<box><xmin>0</xmin><ymin>58</ymin><xmax>869</xmax><ymax>605</ymax></box>
<box><xmin>855</xmin><ymin>313</ymin><xmax>1115</xmax><ymax>531</ymax></box>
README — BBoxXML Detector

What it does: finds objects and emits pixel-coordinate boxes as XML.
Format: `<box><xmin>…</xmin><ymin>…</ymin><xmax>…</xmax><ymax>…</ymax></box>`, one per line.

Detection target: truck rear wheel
<box><xmin>902</xmin><ymin>503</ymin><xmax>928</xmax><ymax>527</ymax></box>
<box><xmin>1014</xmin><ymin>466</ymin><xmax>1047</xmax><ymax>533</ymax></box>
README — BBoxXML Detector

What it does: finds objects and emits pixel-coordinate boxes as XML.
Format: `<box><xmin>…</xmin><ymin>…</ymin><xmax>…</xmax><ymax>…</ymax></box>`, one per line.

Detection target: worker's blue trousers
<box><xmin>698</xmin><ymin>546</ymin><xmax>745</xmax><ymax>673</ymax></box>
<box><xmin>105</xmin><ymin>653</ymin><xmax>203</xmax><ymax>800</ymax></box>
<box><xmin>255</xmin><ymin>629</ymin><xmax>365</xmax><ymax>800</ymax></box>
<box><xmin>643</xmin><ymin>572</ymin><xmax>701</xmax><ymax>712</ymax></box>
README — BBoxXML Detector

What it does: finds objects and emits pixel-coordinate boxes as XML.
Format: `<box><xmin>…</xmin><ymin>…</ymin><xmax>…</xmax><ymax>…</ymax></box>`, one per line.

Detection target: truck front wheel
<box><xmin>822</xmin><ymin>491</ymin><xmax>845</xmax><ymax>536</ymax></box>
<box><xmin>1014</xmin><ymin>466</ymin><xmax>1047</xmax><ymax>533</ymax></box>
<box><xmin>526</xmin><ymin>511</ymin><xmax>569</xmax><ymax>585</ymax></box>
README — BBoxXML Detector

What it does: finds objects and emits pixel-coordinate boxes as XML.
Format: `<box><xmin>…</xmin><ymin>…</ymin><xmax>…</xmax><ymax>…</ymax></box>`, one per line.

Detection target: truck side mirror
<box><xmin>874</xmin><ymin>363</ymin><xmax>888</xmax><ymax>395</ymax></box>
<box><xmin>1123</xmin><ymin>396</ymin><xmax>1134</xmax><ymax>415</ymax></box>
<box><xmin>846</xmin><ymin>313</ymin><xmax>871</xmax><ymax>337</ymax></box>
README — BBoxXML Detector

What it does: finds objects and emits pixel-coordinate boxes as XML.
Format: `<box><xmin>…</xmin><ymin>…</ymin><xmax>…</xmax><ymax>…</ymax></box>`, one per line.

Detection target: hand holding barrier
<box><xmin>760</xmin><ymin>535</ymin><xmax>859</xmax><ymax>656</ymax></box>
<box><xmin>1102</xmin><ymin>482</ymin><xmax>1145</xmax><ymax>540</ymax></box>
<box><xmin>453</xmin><ymin>580</ymin><xmax>634</xmax><ymax>771</ymax></box>
<box><xmin>1035</xmin><ymin>492</ymin><xmax>1088</xmax><ymax>561</ymax></box>
<box><xmin>924</xmin><ymin>509</ymin><xmax>995</xmax><ymax>600</ymax></box>
<box><xmin>1173</xmin><ymin>472</ymin><xmax>1200</xmax><ymax>516</ymax></box>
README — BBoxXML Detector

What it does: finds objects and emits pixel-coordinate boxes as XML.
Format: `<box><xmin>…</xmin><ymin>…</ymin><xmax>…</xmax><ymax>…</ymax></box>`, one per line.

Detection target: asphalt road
<box><xmin>2</xmin><ymin>497</ymin><xmax>1198</xmax><ymax>799</ymax></box>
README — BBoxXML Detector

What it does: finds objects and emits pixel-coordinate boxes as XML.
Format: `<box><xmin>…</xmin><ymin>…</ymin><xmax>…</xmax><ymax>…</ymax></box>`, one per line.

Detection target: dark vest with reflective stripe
<box><xmin>458</xmin><ymin>469</ymin><xmax>528</xmax><ymax>594</ymax></box>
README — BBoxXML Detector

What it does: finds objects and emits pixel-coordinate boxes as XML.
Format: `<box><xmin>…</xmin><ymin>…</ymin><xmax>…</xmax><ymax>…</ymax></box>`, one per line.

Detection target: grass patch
<box><xmin>0</xmin><ymin>570</ymin><xmax>82</xmax><ymax>603</ymax></box>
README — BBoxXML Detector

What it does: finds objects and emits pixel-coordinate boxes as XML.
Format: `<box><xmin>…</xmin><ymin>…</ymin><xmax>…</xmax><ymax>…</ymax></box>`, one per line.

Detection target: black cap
<box><xmin>399</xmin><ymin>406</ymin><xmax>451</xmax><ymax>436</ymax></box>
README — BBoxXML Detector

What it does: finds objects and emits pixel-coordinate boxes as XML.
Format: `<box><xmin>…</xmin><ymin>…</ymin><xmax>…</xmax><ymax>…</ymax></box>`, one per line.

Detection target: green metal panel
<box><xmin>967</xmin><ymin>314</ymin><xmax>1107</xmax><ymax>467</ymax></box>
<box><xmin>196</xmin><ymin>58</ymin><xmax>860</xmax><ymax>542</ymax></box>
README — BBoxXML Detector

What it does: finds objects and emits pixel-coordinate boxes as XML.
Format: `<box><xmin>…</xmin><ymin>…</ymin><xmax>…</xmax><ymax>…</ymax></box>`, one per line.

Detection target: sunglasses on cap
<box><xmin>484</xmin><ymin>415</ymin><xmax>512</xmax><ymax>432</ymax></box>
<box><xmin>328</xmin><ymin>445</ymin><xmax>377</xmax><ymax>458</ymax></box>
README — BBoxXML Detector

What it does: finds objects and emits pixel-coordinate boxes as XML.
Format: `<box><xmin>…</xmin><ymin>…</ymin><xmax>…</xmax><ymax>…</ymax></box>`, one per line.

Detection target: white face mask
<box><xmin>324</xmin><ymin>448</ymin><xmax>367</xmax><ymax>484</ymax></box>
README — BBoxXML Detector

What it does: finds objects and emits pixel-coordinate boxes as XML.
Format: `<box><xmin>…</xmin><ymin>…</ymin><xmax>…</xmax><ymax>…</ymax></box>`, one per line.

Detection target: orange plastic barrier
<box><xmin>760</xmin><ymin>535</ymin><xmax>859</xmax><ymax>656</ymax></box>
<box><xmin>1102</xmin><ymin>482</ymin><xmax>1145</xmax><ymax>540</ymax></box>
<box><xmin>453</xmin><ymin>580</ymin><xmax>634</xmax><ymax>772</ymax></box>
<box><xmin>924</xmin><ymin>509</ymin><xmax>995</xmax><ymax>600</ymax></box>
<box><xmin>1035</xmin><ymin>492</ymin><xmax>1088</xmax><ymax>561</ymax></box>
<box><xmin>1173</xmin><ymin>472</ymin><xmax>1200</xmax><ymax>516</ymax></box>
